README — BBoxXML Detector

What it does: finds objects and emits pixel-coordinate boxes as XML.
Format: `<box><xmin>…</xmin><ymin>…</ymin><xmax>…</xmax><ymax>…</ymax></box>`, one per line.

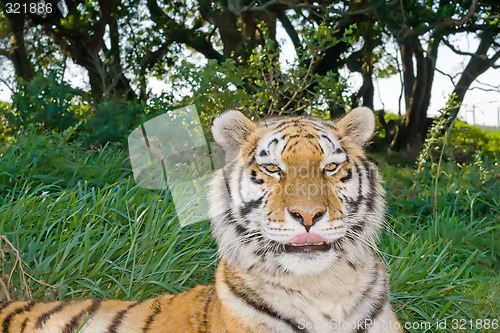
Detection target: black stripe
<box><xmin>221</xmin><ymin>207</ymin><xmax>235</xmax><ymax>224</ymax></box>
<box><xmin>360</xmin><ymin>157</ymin><xmax>377</xmax><ymax>213</ymax></box>
<box><xmin>2</xmin><ymin>301</ymin><xmax>35</xmax><ymax>333</ymax></box>
<box><xmin>284</xmin><ymin>140</ymin><xmax>300</xmax><ymax>152</ymax></box>
<box><xmin>221</xmin><ymin>163</ymin><xmax>235</xmax><ymax>202</ymax></box>
<box><xmin>316</xmin><ymin>120</ymin><xmax>337</xmax><ymax>130</ymax></box>
<box><xmin>258</xmin><ymin>149</ymin><xmax>268</xmax><ymax>157</ymax></box>
<box><xmin>142</xmin><ymin>299</ymin><xmax>162</xmax><ymax>332</ymax></box>
<box><xmin>107</xmin><ymin>301</ymin><xmax>141</xmax><ymax>333</ymax></box>
<box><xmin>271</xmin><ymin>120</ymin><xmax>299</xmax><ymax>132</ymax></box>
<box><xmin>200</xmin><ymin>286</ymin><xmax>216</xmax><ymax>333</ymax></box>
<box><xmin>0</xmin><ymin>302</ymin><xmax>12</xmax><ymax>314</ymax></box>
<box><xmin>19</xmin><ymin>318</ymin><xmax>28</xmax><ymax>333</ymax></box>
<box><xmin>345</xmin><ymin>162</ymin><xmax>363</xmax><ymax>214</ymax></box>
<box><xmin>317</xmin><ymin>138</ymin><xmax>325</xmax><ymax>154</ymax></box>
<box><xmin>250</xmin><ymin>169</ymin><xmax>264</xmax><ymax>185</ymax></box>
<box><xmin>142</xmin><ymin>296</ymin><xmax>161</xmax><ymax>333</ymax></box>
<box><xmin>349</xmin><ymin>221</ymin><xmax>365</xmax><ymax>236</ymax></box>
<box><xmin>36</xmin><ymin>301</ymin><xmax>70</xmax><ymax>329</ymax></box>
<box><xmin>247</xmin><ymin>146</ymin><xmax>258</xmax><ymax>166</ymax></box>
<box><xmin>304</xmin><ymin>133</ymin><xmax>315</xmax><ymax>139</ymax></box>
<box><xmin>224</xmin><ymin>270</ymin><xmax>304</xmax><ymax>333</ymax></box>
<box><xmin>340</xmin><ymin>168</ymin><xmax>352</xmax><ymax>182</ymax></box>
<box><xmin>331</xmin><ymin>239</ymin><xmax>344</xmax><ymax>252</ymax></box>
<box><xmin>235</xmin><ymin>224</ymin><xmax>261</xmax><ymax>245</ymax></box>
<box><xmin>267</xmin><ymin>138</ymin><xmax>279</xmax><ymax>148</ymax></box>
<box><xmin>355</xmin><ymin>288</ymin><xmax>389</xmax><ymax>333</ymax></box>
<box><xmin>63</xmin><ymin>299</ymin><xmax>100</xmax><ymax>333</ymax></box>
<box><xmin>143</xmin><ymin>294</ymin><xmax>178</xmax><ymax>332</ymax></box>
<box><xmin>321</xmin><ymin>134</ymin><xmax>336</xmax><ymax>149</ymax></box>
<box><xmin>239</xmin><ymin>195</ymin><xmax>264</xmax><ymax>217</ymax></box>
<box><xmin>282</xmin><ymin>137</ymin><xmax>293</xmax><ymax>153</ymax></box>
<box><xmin>299</xmin><ymin>120</ymin><xmax>329</xmax><ymax>133</ymax></box>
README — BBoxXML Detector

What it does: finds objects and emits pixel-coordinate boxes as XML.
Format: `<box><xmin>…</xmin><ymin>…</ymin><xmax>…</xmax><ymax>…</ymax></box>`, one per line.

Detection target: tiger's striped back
<box><xmin>0</xmin><ymin>108</ymin><xmax>402</xmax><ymax>332</ymax></box>
<box><xmin>0</xmin><ymin>286</ymin><xmax>232</xmax><ymax>333</ymax></box>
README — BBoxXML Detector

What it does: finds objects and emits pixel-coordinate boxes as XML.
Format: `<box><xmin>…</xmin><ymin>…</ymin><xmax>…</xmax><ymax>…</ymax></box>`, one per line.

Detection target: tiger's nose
<box><xmin>288</xmin><ymin>209</ymin><xmax>326</xmax><ymax>232</ymax></box>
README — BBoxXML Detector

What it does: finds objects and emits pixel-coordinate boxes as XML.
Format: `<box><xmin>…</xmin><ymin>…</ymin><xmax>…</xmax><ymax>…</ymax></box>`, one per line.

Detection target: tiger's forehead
<box><xmin>250</xmin><ymin>116</ymin><xmax>346</xmax><ymax>166</ymax></box>
<box><xmin>260</xmin><ymin>116</ymin><xmax>337</xmax><ymax>133</ymax></box>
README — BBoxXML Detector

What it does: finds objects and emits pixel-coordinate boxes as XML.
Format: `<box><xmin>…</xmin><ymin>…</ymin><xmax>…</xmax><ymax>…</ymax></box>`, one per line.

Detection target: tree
<box><xmin>1</xmin><ymin>0</ymin><xmax>34</xmax><ymax>81</ymax></box>
<box><xmin>444</xmin><ymin>0</ymin><xmax>500</xmax><ymax>128</ymax></box>
<box><xmin>1</xmin><ymin>0</ymin><xmax>498</xmax><ymax>153</ymax></box>
<box><xmin>0</xmin><ymin>0</ymin><xmax>137</xmax><ymax>100</ymax></box>
<box><xmin>372</xmin><ymin>0</ymin><xmax>499</xmax><ymax>152</ymax></box>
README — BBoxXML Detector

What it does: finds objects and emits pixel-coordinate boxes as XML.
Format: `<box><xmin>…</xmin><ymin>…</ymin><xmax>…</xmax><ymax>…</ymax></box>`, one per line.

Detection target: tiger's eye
<box><xmin>324</xmin><ymin>163</ymin><xmax>337</xmax><ymax>172</ymax></box>
<box><xmin>264</xmin><ymin>164</ymin><xmax>280</xmax><ymax>173</ymax></box>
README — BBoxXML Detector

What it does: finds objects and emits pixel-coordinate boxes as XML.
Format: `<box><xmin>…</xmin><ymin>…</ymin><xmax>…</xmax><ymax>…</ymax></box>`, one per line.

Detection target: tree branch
<box><xmin>148</xmin><ymin>0</ymin><xmax>223</xmax><ymax>61</ymax></box>
<box><xmin>436</xmin><ymin>0</ymin><xmax>478</xmax><ymax>28</ymax></box>
<box><xmin>435</xmin><ymin>66</ymin><xmax>459</xmax><ymax>86</ymax></box>
<box><xmin>443</xmin><ymin>36</ymin><xmax>500</xmax><ymax>66</ymax></box>
<box><xmin>468</xmin><ymin>80</ymin><xmax>500</xmax><ymax>92</ymax></box>
<box><xmin>277</xmin><ymin>11</ymin><xmax>302</xmax><ymax>50</ymax></box>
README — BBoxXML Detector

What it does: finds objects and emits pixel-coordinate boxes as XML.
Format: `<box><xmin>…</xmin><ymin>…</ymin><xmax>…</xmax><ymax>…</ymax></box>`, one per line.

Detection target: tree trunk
<box><xmin>108</xmin><ymin>18</ymin><xmax>136</xmax><ymax>100</ymax></box>
<box><xmin>390</xmin><ymin>34</ymin><xmax>439</xmax><ymax>153</ymax></box>
<box><xmin>6</xmin><ymin>12</ymin><xmax>34</xmax><ymax>81</ymax></box>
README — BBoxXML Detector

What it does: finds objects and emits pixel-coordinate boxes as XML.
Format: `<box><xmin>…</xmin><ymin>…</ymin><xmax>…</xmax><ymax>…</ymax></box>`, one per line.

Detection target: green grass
<box><xmin>0</xmin><ymin>131</ymin><xmax>216</xmax><ymax>301</ymax></box>
<box><xmin>0</xmin><ymin>130</ymin><xmax>498</xmax><ymax>332</ymax></box>
<box><xmin>376</xmin><ymin>155</ymin><xmax>499</xmax><ymax>332</ymax></box>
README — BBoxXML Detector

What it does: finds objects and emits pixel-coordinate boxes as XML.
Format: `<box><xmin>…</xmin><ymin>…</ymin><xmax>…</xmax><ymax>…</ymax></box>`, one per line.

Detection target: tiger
<box><xmin>0</xmin><ymin>107</ymin><xmax>402</xmax><ymax>333</ymax></box>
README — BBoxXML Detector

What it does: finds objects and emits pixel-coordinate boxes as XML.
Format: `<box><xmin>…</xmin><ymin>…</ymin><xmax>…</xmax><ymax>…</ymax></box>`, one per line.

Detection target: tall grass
<box><xmin>0</xmin><ymin>130</ymin><xmax>498</xmax><ymax>332</ymax></box>
<box><xmin>376</xmin><ymin>153</ymin><xmax>499</xmax><ymax>332</ymax></box>
<box><xmin>0</xmin><ymin>131</ymin><xmax>215</xmax><ymax>301</ymax></box>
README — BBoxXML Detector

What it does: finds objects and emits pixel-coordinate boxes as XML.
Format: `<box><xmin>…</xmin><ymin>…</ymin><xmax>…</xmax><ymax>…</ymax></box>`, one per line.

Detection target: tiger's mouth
<box><xmin>284</xmin><ymin>233</ymin><xmax>331</xmax><ymax>253</ymax></box>
<box><xmin>284</xmin><ymin>242</ymin><xmax>331</xmax><ymax>253</ymax></box>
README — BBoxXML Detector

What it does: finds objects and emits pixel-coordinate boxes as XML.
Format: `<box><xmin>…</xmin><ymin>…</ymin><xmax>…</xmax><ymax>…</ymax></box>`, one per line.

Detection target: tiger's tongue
<box><xmin>289</xmin><ymin>233</ymin><xmax>327</xmax><ymax>244</ymax></box>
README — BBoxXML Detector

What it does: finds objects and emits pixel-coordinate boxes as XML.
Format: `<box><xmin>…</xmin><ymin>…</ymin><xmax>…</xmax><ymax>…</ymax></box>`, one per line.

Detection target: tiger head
<box><xmin>209</xmin><ymin>108</ymin><xmax>385</xmax><ymax>276</ymax></box>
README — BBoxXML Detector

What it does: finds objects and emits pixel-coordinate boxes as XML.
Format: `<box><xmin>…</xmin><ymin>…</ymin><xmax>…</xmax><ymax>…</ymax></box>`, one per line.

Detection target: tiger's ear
<box><xmin>336</xmin><ymin>107</ymin><xmax>375</xmax><ymax>147</ymax></box>
<box><xmin>212</xmin><ymin>110</ymin><xmax>257</xmax><ymax>162</ymax></box>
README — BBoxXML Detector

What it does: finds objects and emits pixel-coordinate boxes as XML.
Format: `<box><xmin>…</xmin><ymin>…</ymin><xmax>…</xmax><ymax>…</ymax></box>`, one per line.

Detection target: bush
<box><xmin>6</xmin><ymin>72</ymin><xmax>82</xmax><ymax>133</ymax></box>
<box><xmin>0</xmin><ymin>130</ymin><xmax>129</xmax><ymax>195</ymax></box>
<box><xmin>0</xmin><ymin>73</ymin><xmax>172</xmax><ymax>147</ymax></box>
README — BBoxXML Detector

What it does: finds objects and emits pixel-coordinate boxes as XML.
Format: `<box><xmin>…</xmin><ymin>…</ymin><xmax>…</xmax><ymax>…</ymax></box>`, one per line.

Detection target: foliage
<box><xmin>441</xmin><ymin>121</ymin><xmax>500</xmax><ymax>162</ymax></box>
<box><xmin>0</xmin><ymin>101</ymin><xmax>12</xmax><ymax>141</ymax></box>
<box><xmin>172</xmin><ymin>22</ymin><xmax>353</xmax><ymax>128</ymax></box>
<box><xmin>2</xmin><ymin>1</ymin><xmax>498</xmax><ymax>155</ymax></box>
<box><xmin>0</xmin><ymin>72</ymin><xmax>173</xmax><ymax>146</ymax></box>
<box><xmin>417</xmin><ymin>106</ymin><xmax>500</xmax><ymax>172</ymax></box>
<box><xmin>6</xmin><ymin>72</ymin><xmax>82</xmax><ymax>133</ymax></box>
<box><xmin>0</xmin><ymin>181</ymin><xmax>215</xmax><ymax>301</ymax></box>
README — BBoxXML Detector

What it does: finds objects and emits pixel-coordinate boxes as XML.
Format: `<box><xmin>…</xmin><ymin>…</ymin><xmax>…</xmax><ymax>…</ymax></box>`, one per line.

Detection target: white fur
<box><xmin>209</xmin><ymin>110</ymin><xmax>400</xmax><ymax>333</ymax></box>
